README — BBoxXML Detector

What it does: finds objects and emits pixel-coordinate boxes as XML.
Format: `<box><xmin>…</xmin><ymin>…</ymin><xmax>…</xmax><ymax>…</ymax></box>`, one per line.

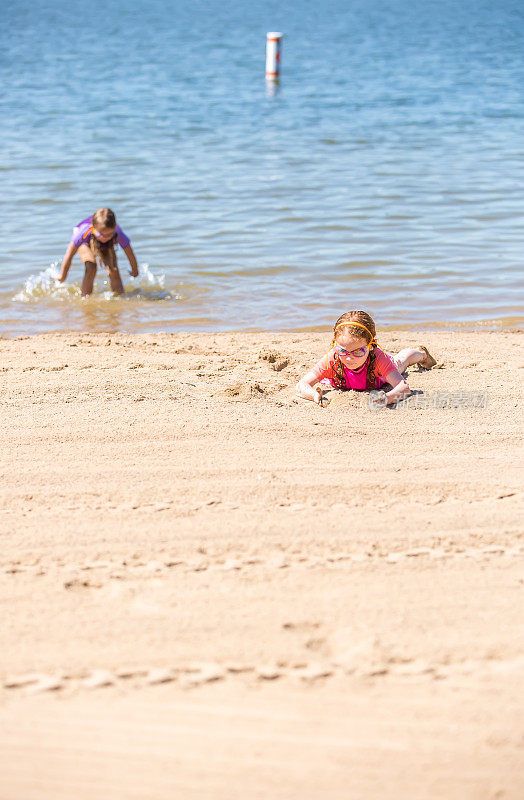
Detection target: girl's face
<box><xmin>334</xmin><ymin>332</ymin><xmax>370</xmax><ymax>369</ymax></box>
<box><xmin>93</xmin><ymin>226</ymin><xmax>115</xmax><ymax>243</ymax></box>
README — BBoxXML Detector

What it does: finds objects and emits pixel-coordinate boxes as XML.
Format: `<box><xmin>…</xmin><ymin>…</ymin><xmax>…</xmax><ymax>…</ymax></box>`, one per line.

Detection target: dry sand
<box><xmin>0</xmin><ymin>328</ymin><xmax>523</xmax><ymax>799</ymax></box>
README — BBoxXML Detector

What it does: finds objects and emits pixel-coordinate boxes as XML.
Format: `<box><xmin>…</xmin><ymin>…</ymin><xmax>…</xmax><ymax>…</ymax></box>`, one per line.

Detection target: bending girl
<box><xmin>57</xmin><ymin>207</ymin><xmax>139</xmax><ymax>296</ymax></box>
<box><xmin>296</xmin><ymin>310</ymin><xmax>436</xmax><ymax>407</ymax></box>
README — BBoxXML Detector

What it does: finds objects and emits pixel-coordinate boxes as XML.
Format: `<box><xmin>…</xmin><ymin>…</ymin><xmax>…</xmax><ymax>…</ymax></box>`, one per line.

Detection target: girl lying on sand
<box><xmin>296</xmin><ymin>310</ymin><xmax>436</xmax><ymax>407</ymax></box>
<box><xmin>57</xmin><ymin>207</ymin><xmax>139</xmax><ymax>296</ymax></box>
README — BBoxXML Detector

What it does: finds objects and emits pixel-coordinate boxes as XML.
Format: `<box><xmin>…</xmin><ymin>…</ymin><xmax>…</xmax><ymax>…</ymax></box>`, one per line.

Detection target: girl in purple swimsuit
<box><xmin>57</xmin><ymin>207</ymin><xmax>139</xmax><ymax>296</ymax></box>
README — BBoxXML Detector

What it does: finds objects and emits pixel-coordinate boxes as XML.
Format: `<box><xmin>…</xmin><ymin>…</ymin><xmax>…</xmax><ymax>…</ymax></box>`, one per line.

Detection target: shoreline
<box><xmin>1</xmin><ymin>328</ymin><xmax>523</xmax><ymax>799</ymax></box>
<box><xmin>0</xmin><ymin>313</ymin><xmax>522</xmax><ymax>340</ymax></box>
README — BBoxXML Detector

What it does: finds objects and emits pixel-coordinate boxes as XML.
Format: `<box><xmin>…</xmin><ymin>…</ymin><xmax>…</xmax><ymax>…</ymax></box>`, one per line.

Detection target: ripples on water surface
<box><xmin>1</xmin><ymin>0</ymin><xmax>523</xmax><ymax>334</ymax></box>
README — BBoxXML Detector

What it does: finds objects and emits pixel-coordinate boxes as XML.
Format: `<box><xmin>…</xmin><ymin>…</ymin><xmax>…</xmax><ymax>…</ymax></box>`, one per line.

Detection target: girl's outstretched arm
<box><xmin>296</xmin><ymin>369</ymin><xmax>325</xmax><ymax>405</ymax></box>
<box><xmin>57</xmin><ymin>242</ymin><xmax>77</xmax><ymax>282</ymax></box>
<box><xmin>123</xmin><ymin>244</ymin><xmax>139</xmax><ymax>277</ymax></box>
<box><xmin>383</xmin><ymin>369</ymin><xmax>411</xmax><ymax>405</ymax></box>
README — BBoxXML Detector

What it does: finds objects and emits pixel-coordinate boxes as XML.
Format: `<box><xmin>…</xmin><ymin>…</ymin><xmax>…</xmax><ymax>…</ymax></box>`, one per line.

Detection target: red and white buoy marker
<box><xmin>266</xmin><ymin>32</ymin><xmax>282</xmax><ymax>81</ymax></box>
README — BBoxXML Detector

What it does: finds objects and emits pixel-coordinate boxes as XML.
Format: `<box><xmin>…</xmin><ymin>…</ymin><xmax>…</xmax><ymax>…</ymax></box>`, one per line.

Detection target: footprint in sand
<box><xmin>259</xmin><ymin>351</ymin><xmax>290</xmax><ymax>372</ymax></box>
<box><xmin>183</xmin><ymin>664</ymin><xmax>226</xmax><ymax>686</ymax></box>
<box><xmin>292</xmin><ymin>663</ymin><xmax>334</xmax><ymax>682</ymax></box>
<box><xmin>214</xmin><ymin>382</ymin><xmax>268</xmax><ymax>399</ymax></box>
<box><xmin>83</xmin><ymin>670</ymin><xmax>115</xmax><ymax>689</ymax></box>
<box><xmin>26</xmin><ymin>674</ymin><xmax>64</xmax><ymax>694</ymax></box>
<box><xmin>4</xmin><ymin>673</ymin><xmax>43</xmax><ymax>689</ymax></box>
<box><xmin>256</xmin><ymin>665</ymin><xmax>282</xmax><ymax>680</ymax></box>
<box><xmin>145</xmin><ymin>668</ymin><xmax>176</xmax><ymax>685</ymax></box>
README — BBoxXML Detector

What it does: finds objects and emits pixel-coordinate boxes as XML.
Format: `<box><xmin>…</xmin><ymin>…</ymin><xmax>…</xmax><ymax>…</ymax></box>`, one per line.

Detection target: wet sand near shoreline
<box><xmin>0</xmin><ymin>329</ymin><xmax>523</xmax><ymax>799</ymax></box>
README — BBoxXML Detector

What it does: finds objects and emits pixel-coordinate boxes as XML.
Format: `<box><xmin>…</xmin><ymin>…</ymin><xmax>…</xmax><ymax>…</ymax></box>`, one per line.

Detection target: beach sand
<box><xmin>0</xmin><ymin>329</ymin><xmax>523</xmax><ymax>799</ymax></box>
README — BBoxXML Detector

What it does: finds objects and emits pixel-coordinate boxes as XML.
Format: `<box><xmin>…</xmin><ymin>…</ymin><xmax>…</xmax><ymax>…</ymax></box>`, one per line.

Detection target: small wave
<box><xmin>12</xmin><ymin>263</ymin><xmax>176</xmax><ymax>303</ymax></box>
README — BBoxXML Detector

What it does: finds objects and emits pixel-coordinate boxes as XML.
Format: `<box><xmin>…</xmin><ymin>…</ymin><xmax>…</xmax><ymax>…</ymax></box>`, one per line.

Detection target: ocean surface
<box><xmin>1</xmin><ymin>0</ymin><xmax>523</xmax><ymax>335</ymax></box>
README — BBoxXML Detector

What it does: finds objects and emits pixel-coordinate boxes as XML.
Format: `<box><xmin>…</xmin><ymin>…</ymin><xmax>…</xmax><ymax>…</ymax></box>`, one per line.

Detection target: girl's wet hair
<box><xmin>92</xmin><ymin>207</ymin><xmax>116</xmax><ymax>230</ymax></box>
<box><xmin>330</xmin><ymin>310</ymin><xmax>377</xmax><ymax>391</ymax></box>
<box><xmin>90</xmin><ymin>207</ymin><xmax>117</xmax><ymax>269</ymax></box>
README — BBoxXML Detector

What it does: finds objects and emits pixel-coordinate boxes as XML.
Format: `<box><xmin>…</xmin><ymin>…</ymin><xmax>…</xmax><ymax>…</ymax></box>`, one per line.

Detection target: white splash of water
<box><xmin>13</xmin><ymin>263</ymin><xmax>176</xmax><ymax>303</ymax></box>
<box><xmin>12</xmin><ymin>263</ymin><xmax>81</xmax><ymax>302</ymax></box>
<box><xmin>136</xmin><ymin>263</ymin><xmax>165</xmax><ymax>287</ymax></box>
<box><xmin>124</xmin><ymin>264</ymin><xmax>175</xmax><ymax>300</ymax></box>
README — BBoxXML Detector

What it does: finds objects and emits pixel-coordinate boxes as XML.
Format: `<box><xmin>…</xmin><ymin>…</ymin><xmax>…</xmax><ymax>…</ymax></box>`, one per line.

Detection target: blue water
<box><xmin>1</xmin><ymin>0</ymin><xmax>523</xmax><ymax>334</ymax></box>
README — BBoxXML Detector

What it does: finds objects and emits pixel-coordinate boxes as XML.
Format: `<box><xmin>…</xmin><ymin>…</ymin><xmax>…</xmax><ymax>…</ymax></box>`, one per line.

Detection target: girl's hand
<box><xmin>295</xmin><ymin>377</ymin><xmax>329</xmax><ymax>405</ymax></box>
<box><xmin>385</xmin><ymin>379</ymin><xmax>411</xmax><ymax>405</ymax></box>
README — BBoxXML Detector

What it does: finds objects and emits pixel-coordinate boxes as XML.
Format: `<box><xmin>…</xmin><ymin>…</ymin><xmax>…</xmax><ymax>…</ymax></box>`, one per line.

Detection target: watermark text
<box><xmin>368</xmin><ymin>390</ymin><xmax>489</xmax><ymax>411</ymax></box>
